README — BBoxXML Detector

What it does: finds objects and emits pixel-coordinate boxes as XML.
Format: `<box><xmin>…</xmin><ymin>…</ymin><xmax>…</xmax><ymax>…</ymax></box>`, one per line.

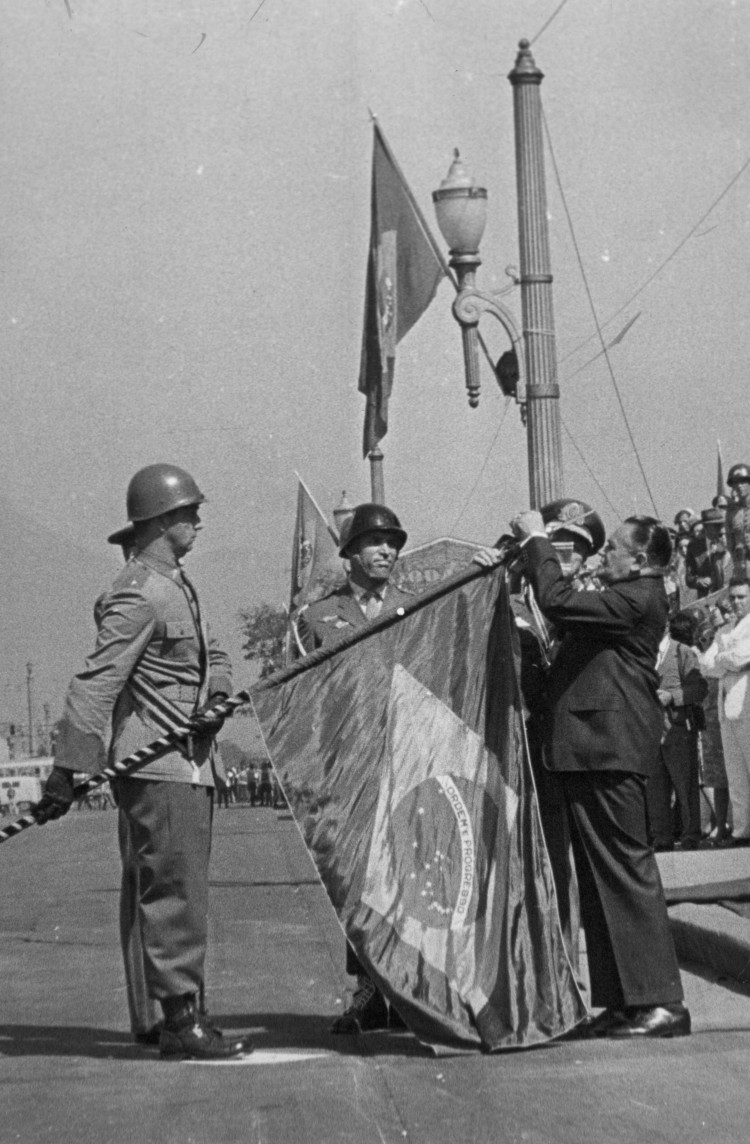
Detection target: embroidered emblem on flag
<box><xmin>362</xmin><ymin>665</ymin><xmax>518</xmax><ymax>1015</ymax></box>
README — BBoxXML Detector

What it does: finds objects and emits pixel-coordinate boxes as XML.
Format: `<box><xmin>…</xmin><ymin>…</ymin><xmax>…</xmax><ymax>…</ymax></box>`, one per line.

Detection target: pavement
<box><xmin>658</xmin><ymin>847</ymin><xmax>750</xmax><ymax>985</ymax></box>
<box><xmin>2</xmin><ymin>805</ymin><xmax>750</xmax><ymax>1144</ymax></box>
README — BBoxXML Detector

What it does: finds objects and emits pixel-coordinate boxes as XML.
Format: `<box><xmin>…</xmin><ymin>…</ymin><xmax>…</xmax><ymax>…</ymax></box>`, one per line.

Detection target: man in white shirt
<box><xmin>699</xmin><ymin>577</ymin><xmax>750</xmax><ymax>846</ymax></box>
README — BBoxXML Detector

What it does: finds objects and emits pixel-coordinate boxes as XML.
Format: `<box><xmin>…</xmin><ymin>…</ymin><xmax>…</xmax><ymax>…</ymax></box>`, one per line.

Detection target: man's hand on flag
<box><xmin>473</xmin><ymin>546</ymin><xmax>506</xmax><ymax>568</ymax></box>
<box><xmin>510</xmin><ymin>510</ymin><xmax>546</xmax><ymax>541</ymax></box>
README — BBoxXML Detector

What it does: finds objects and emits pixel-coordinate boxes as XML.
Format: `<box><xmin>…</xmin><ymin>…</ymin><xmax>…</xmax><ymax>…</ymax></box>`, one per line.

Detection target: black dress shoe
<box><xmin>330</xmin><ymin>975</ymin><xmax>389</xmax><ymax>1034</ymax></box>
<box><xmin>159</xmin><ymin>998</ymin><xmax>251</xmax><ymax>1059</ymax></box>
<box><xmin>567</xmin><ymin>1009</ymin><xmax>627</xmax><ymax>1039</ymax></box>
<box><xmin>609</xmin><ymin>1003</ymin><xmax>691</xmax><ymax>1038</ymax></box>
<box><xmin>134</xmin><ymin>1023</ymin><xmax>163</xmax><ymax>1046</ymax></box>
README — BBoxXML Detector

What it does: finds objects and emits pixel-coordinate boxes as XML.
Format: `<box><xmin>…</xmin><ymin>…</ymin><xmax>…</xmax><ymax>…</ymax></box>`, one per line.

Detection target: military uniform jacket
<box><xmin>55</xmin><ymin>550</ymin><xmax>232</xmax><ymax>784</ymax></box>
<box><xmin>297</xmin><ymin>580</ymin><xmax>413</xmax><ymax>653</ymax></box>
<box><xmin>523</xmin><ymin>536</ymin><xmax>667</xmax><ymax>776</ymax></box>
<box><xmin>727</xmin><ymin>501</ymin><xmax>750</xmax><ymax>571</ymax></box>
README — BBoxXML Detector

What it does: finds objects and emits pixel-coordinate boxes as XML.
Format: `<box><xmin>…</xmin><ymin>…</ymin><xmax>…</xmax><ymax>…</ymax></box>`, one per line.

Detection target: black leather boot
<box><xmin>330</xmin><ymin>975</ymin><xmax>389</xmax><ymax>1034</ymax></box>
<box><xmin>159</xmin><ymin>995</ymin><xmax>251</xmax><ymax>1060</ymax></box>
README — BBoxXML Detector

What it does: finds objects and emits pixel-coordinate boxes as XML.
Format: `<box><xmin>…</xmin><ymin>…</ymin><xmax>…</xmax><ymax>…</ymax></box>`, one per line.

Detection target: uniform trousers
<box><xmin>561</xmin><ymin>770</ymin><xmax>683</xmax><ymax>1010</ymax></box>
<box><xmin>718</xmin><ymin>714</ymin><xmax>750</xmax><ymax>839</ymax></box>
<box><xmin>646</xmin><ymin>727</ymin><xmax>701</xmax><ymax>848</ymax></box>
<box><xmin>115</xmin><ymin>778</ymin><xmax>213</xmax><ymax>1006</ymax></box>
<box><xmin>117</xmin><ymin>808</ymin><xmax>159</xmax><ymax>1035</ymax></box>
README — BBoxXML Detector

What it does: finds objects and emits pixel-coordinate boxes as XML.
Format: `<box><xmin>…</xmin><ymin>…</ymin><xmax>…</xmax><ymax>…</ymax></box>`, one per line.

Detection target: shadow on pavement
<box><xmin>0</xmin><ymin>1025</ymin><xmax>148</xmax><ymax>1059</ymax></box>
<box><xmin>0</xmin><ymin>1013</ymin><xmax>432</xmax><ymax>1060</ymax></box>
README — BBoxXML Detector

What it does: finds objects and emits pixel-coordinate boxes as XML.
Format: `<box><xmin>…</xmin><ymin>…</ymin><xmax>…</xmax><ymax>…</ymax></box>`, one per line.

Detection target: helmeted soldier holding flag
<box><xmin>34</xmin><ymin>464</ymin><xmax>250</xmax><ymax>1060</ymax></box>
<box><xmin>298</xmin><ymin>502</ymin><xmax>411</xmax><ymax>1034</ymax></box>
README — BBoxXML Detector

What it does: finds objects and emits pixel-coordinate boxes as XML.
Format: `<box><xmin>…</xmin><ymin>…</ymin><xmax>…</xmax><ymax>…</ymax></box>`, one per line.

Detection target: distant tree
<box><xmin>238</xmin><ymin>602</ymin><xmax>287</xmax><ymax>678</ymax></box>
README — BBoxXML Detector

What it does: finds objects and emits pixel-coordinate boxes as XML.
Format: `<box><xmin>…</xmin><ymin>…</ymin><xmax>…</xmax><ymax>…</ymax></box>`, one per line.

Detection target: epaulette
<box><xmin>111</xmin><ymin>559</ymin><xmax>150</xmax><ymax>591</ymax></box>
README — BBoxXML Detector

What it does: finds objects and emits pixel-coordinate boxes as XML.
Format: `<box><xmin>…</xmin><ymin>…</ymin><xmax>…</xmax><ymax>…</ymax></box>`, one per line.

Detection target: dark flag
<box><xmin>287</xmin><ymin>476</ymin><xmax>345</xmax><ymax>661</ymax></box>
<box><xmin>289</xmin><ymin>476</ymin><xmax>343</xmax><ymax>611</ymax></box>
<box><xmin>359</xmin><ymin>122</ymin><xmax>448</xmax><ymax>458</ymax></box>
<box><xmin>251</xmin><ymin>566</ymin><xmax>586</xmax><ymax>1052</ymax></box>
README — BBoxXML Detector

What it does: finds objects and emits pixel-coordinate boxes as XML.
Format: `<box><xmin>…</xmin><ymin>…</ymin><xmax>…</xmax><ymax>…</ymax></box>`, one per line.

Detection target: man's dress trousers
<box><xmin>523</xmin><ymin>537</ymin><xmax>683</xmax><ymax>1010</ymax></box>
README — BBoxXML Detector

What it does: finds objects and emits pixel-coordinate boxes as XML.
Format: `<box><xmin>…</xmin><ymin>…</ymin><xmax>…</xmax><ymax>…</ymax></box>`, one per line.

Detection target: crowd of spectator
<box><xmin>642</xmin><ymin>468</ymin><xmax>750</xmax><ymax>850</ymax></box>
<box><xmin>216</xmin><ymin>760</ymin><xmax>285</xmax><ymax>809</ymax></box>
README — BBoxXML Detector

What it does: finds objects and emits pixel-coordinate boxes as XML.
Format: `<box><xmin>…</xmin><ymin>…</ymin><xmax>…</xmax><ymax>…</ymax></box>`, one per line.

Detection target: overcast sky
<box><xmin>2</xmin><ymin>0</ymin><xmax>750</xmax><ymax>719</ymax></box>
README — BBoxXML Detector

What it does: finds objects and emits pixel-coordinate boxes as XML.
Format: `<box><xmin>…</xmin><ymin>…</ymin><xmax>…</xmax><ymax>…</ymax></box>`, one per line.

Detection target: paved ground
<box><xmin>2</xmin><ymin>805</ymin><xmax>750</xmax><ymax>1144</ymax></box>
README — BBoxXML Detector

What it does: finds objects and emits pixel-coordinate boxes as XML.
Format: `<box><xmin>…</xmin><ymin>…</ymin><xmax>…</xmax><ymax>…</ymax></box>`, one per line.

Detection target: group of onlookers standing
<box><xmin>217</xmin><ymin>761</ymin><xmax>283</xmax><ymax>808</ymax></box>
<box><xmin>647</xmin><ymin>462</ymin><xmax>750</xmax><ymax>851</ymax></box>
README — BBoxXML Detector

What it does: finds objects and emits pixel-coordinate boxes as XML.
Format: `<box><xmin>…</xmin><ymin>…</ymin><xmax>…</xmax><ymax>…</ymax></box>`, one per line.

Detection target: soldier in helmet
<box><xmin>297</xmin><ymin>503</ymin><xmax>411</xmax><ymax>653</ymax></box>
<box><xmin>297</xmin><ymin>503</ymin><xmax>411</xmax><ymax>1034</ymax></box>
<box><xmin>726</xmin><ymin>464</ymin><xmax>750</xmax><ymax>577</ymax></box>
<box><xmin>34</xmin><ymin>464</ymin><xmax>250</xmax><ymax>1060</ymax></box>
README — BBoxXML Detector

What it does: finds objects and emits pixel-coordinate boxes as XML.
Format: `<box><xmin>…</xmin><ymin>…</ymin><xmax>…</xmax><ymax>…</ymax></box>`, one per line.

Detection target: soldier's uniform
<box><xmin>296</xmin><ymin>502</ymin><xmax>410</xmax><ymax>1034</ymax></box>
<box><xmin>726</xmin><ymin>464</ymin><xmax>750</xmax><ymax>577</ymax></box>
<box><xmin>56</xmin><ymin>547</ymin><xmax>232</xmax><ymax>1019</ymax></box>
<box><xmin>37</xmin><ymin>464</ymin><xmax>248</xmax><ymax>1059</ymax></box>
<box><xmin>727</xmin><ymin>503</ymin><xmax>750</xmax><ymax>576</ymax></box>
<box><xmin>297</xmin><ymin>579</ymin><xmax>413</xmax><ymax>653</ymax></box>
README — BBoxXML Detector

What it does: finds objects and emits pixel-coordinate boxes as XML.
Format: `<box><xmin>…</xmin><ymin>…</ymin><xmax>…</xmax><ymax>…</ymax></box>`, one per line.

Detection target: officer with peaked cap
<box><xmin>726</xmin><ymin>463</ymin><xmax>750</xmax><ymax>576</ymax></box>
<box><xmin>540</xmin><ymin>498</ymin><xmax>605</xmax><ymax>586</ymax></box>
<box><xmin>35</xmin><ymin>464</ymin><xmax>250</xmax><ymax>1060</ymax></box>
<box><xmin>297</xmin><ymin>503</ymin><xmax>411</xmax><ymax>1034</ymax></box>
<box><xmin>481</xmin><ymin>498</ymin><xmax>605</xmax><ymax>977</ymax></box>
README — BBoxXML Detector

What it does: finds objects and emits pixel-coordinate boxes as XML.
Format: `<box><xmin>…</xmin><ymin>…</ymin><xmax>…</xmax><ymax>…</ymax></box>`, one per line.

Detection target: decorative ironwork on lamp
<box><xmin>432</xmin><ymin>151</ymin><xmax>525</xmax><ymax>414</ymax></box>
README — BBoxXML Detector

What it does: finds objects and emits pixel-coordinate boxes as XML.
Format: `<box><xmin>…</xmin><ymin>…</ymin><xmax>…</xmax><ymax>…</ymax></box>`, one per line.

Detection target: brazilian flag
<box><xmin>251</xmin><ymin>566</ymin><xmax>585</xmax><ymax>1051</ymax></box>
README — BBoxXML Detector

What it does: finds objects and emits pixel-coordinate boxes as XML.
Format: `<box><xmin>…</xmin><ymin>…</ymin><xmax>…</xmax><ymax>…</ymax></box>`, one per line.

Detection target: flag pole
<box><xmin>369</xmin><ymin>446</ymin><xmax>385</xmax><ymax>502</ymax></box>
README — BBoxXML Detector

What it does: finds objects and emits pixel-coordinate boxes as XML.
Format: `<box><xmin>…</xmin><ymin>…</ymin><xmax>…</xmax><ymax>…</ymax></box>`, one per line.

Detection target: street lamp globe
<box><xmin>432</xmin><ymin>150</ymin><xmax>488</xmax><ymax>257</ymax></box>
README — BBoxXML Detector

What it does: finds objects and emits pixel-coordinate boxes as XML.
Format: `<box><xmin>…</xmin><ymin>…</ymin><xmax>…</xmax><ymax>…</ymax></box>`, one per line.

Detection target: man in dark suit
<box><xmin>685</xmin><ymin>507</ymin><xmax>732</xmax><ymax>598</ymax></box>
<box><xmin>483</xmin><ymin>511</ymin><xmax>690</xmax><ymax>1038</ymax></box>
<box><xmin>297</xmin><ymin>502</ymin><xmax>411</xmax><ymax>1034</ymax></box>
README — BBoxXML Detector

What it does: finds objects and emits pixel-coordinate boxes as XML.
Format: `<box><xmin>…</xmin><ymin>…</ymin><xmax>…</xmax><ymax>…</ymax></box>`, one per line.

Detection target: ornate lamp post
<box><xmin>432</xmin><ymin>39</ymin><xmax>564</xmax><ymax>508</ymax></box>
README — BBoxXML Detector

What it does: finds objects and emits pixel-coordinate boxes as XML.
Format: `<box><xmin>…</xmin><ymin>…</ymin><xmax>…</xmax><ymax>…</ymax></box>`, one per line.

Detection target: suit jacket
<box><xmin>55</xmin><ymin>549</ymin><xmax>232</xmax><ymax>785</ymax></box>
<box><xmin>657</xmin><ymin>638</ymin><xmax>707</xmax><ymax>740</ymax></box>
<box><xmin>522</xmin><ymin>536</ymin><xmax>667</xmax><ymax>776</ymax></box>
<box><xmin>296</xmin><ymin>580</ymin><xmax>413</xmax><ymax>653</ymax></box>
<box><xmin>685</xmin><ymin>535</ymin><xmax>732</xmax><ymax>596</ymax></box>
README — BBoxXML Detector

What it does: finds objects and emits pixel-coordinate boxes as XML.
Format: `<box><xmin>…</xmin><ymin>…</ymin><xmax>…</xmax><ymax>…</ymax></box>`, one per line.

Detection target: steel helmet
<box><xmin>727</xmin><ymin>463</ymin><xmax>750</xmax><ymax>487</ymax></box>
<box><xmin>339</xmin><ymin>503</ymin><xmax>407</xmax><ymax>557</ymax></box>
<box><xmin>107</xmin><ymin>524</ymin><xmax>136</xmax><ymax>548</ymax></box>
<box><xmin>126</xmin><ymin>463</ymin><xmax>206</xmax><ymax>523</ymax></box>
<box><xmin>541</xmin><ymin>498</ymin><xmax>606</xmax><ymax>554</ymax></box>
